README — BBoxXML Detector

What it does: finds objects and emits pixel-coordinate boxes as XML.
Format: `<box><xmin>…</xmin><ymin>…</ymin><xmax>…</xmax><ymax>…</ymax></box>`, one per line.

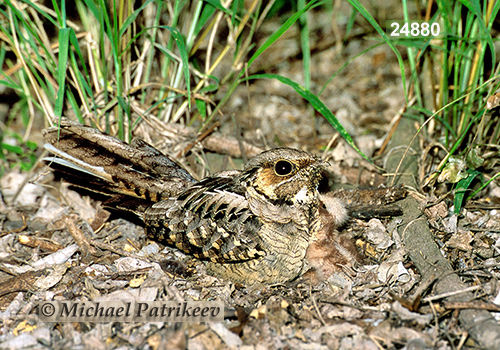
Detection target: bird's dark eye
<box><xmin>274</xmin><ymin>160</ymin><xmax>294</xmax><ymax>176</ymax></box>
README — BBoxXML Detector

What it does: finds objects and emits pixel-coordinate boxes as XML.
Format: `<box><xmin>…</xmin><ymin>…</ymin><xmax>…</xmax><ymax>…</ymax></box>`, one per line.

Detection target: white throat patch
<box><xmin>294</xmin><ymin>186</ymin><xmax>309</xmax><ymax>203</ymax></box>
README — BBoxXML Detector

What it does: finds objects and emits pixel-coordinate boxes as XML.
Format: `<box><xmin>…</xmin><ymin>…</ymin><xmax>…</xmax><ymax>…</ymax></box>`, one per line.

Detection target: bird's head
<box><xmin>240</xmin><ymin>148</ymin><xmax>327</xmax><ymax>205</ymax></box>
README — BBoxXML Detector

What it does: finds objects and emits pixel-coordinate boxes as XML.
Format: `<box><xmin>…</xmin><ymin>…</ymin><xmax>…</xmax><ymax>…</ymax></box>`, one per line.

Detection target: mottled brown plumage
<box><xmin>43</xmin><ymin>120</ymin><xmax>365</xmax><ymax>285</ymax></box>
<box><xmin>144</xmin><ymin>148</ymin><xmax>328</xmax><ymax>284</ymax></box>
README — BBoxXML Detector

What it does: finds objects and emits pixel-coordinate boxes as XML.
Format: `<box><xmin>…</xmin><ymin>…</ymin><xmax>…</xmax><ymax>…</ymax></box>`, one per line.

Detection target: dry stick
<box><xmin>310</xmin><ymin>287</ymin><xmax>326</xmax><ymax>326</ymax></box>
<box><xmin>322</xmin><ymin>133</ymin><xmax>339</xmax><ymax>159</ymax></box>
<box><xmin>90</xmin><ymin>240</ymin><xmax>149</xmax><ymax>261</ymax></box>
<box><xmin>177</xmin><ymin>121</ymin><xmax>220</xmax><ymax>158</ymax></box>
<box><xmin>422</xmin><ymin>285</ymin><xmax>482</xmax><ymax>303</ymax></box>
<box><xmin>18</xmin><ymin>235</ymin><xmax>62</xmax><ymax>253</ymax></box>
<box><xmin>444</xmin><ymin>301</ymin><xmax>500</xmax><ymax>312</ymax></box>
<box><xmin>368</xmin><ymin>336</ymin><xmax>386</xmax><ymax>350</ymax></box>
<box><xmin>63</xmin><ymin>214</ymin><xmax>99</xmax><ymax>256</ymax></box>
<box><xmin>386</xmin><ymin>107</ymin><xmax>500</xmax><ymax>344</ymax></box>
<box><xmin>375</xmin><ymin>101</ymin><xmax>412</xmax><ymax>157</ymax></box>
<box><xmin>429</xmin><ymin>301</ymin><xmax>439</xmax><ymax>338</ymax></box>
<box><xmin>319</xmin><ymin>299</ymin><xmax>377</xmax><ymax>312</ymax></box>
<box><xmin>378</xmin><ymin>0</ymin><xmax>433</xmax><ymax>157</ymax></box>
<box><xmin>456</xmin><ymin>331</ymin><xmax>468</xmax><ymax>350</ymax></box>
<box><xmin>0</xmin><ymin>270</ymin><xmax>47</xmax><ymax>298</ymax></box>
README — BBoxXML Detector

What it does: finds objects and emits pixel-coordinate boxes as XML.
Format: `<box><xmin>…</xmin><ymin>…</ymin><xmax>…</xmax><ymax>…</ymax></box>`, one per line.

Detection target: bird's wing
<box><xmin>145</xmin><ymin>175</ymin><xmax>266</xmax><ymax>263</ymax></box>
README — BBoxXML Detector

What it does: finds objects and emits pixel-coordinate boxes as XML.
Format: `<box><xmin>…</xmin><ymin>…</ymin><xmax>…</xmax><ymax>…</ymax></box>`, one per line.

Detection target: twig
<box><xmin>63</xmin><ymin>214</ymin><xmax>99</xmax><ymax>256</ymax></box>
<box><xmin>310</xmin><ymin>285</ymin><xmax>326</xmax><ymax>326</ymax></box>
<box><xmin>177</xmin><ymin>121</ymin><xmax>220</xmax><ymax>158</ymax></box>
<box><xmin>90</xmin><ymin>240</ymin><xmax>149</xmax><ymax>261</ymax></box>
<box><xmin>319</xmin><ymin>299</ymin><xmax>377</xmax><ymax>312</ymax></box>
<box><xmin>369</xmin><ymin>335</ymin><xmax>386</xmax><ymax>350</ymax></box>
<box><xmin>422</xmin><ymin>285</ymin><xmax>481</xmax><ymax>303</ymax></box>
<box><xmin>444</xmin><ymin>301</ymin><xmax>500</xmax><ymax>312</ymax></box>
<box><xmin>18</xmin><ymin>235</ymin><xmax>62</xmax><ymax>252</ymax></box>
<box><xmin>456</xmin><ymin>331</ymin><xmax>468</xmax><ymax>350</ymax></box>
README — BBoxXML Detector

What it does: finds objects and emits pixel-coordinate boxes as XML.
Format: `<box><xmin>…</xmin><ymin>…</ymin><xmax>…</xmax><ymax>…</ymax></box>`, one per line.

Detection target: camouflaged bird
<box><xmin>43</xmin><ymin>119</ymin><xmax>356</xmax><ymax>285</ymax></box>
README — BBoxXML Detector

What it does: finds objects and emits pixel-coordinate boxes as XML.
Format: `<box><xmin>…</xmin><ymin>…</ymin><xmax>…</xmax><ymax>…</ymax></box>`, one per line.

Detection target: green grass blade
<box><xmin>195</xmin><ymin>2</ymin><xmax>218</xmax><ymax>36</ymax></box>
<box><xmin>298</xmin><ymin>0</ymin><xmax>310</xmax><ymax>89</ymax></box>
<box><xmin>454</xmin><ymin>169</ymin><xmax>481</xmax><ymax>214</ymax></box>
<box><xmin>13</xmin><ymin>0</ymin><xmax>59</xmax><ymax>26</ymax></box>
<box><xmin>50</xmin><ymin>0</ymin><xmax>65</xmax><ymax>27</ymax></box>
<box><xmin>54</xmin><ymin>28</ymin><xmax>70</xmax><ymax>118</ymax></box>
<box><xmin>202</xmin><ymin>0</ymin><xmax>230</xmax><ymax>14</ymax></box>
<box><xmin>195</xmin><ymin>99</ymin><xmax>207</xmax><ymax>120</ymax></box>
<box><xmin>153</xmin><ymin>26</ymin><xmax>191</xmax><ymax>107</ymax></box>
<box><xmin>468</xmin><ymin>172</ymin><xmax>500</xmax><ymax>201</ymax></box>
<box><xmin>247</xmin><ymin>0</ymin><xmax>322</xmax><ymax>68</ymax></box>
<box><xmin>118</xmin><ymin>0</ymin><xmax>155</xmax><ymax>38</ymax></box>
<box><xmin>242</xmin><ymin>73</ymin><xmax>371</xmax><ymax>163</ymax></box>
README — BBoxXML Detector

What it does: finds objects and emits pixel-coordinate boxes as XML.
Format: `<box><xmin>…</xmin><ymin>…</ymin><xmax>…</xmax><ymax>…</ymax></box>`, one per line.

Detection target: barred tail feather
<box><xmin>42</xmin><ymin>119</ymin><xmax>196</xmax><ymax>210</ymax></box>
